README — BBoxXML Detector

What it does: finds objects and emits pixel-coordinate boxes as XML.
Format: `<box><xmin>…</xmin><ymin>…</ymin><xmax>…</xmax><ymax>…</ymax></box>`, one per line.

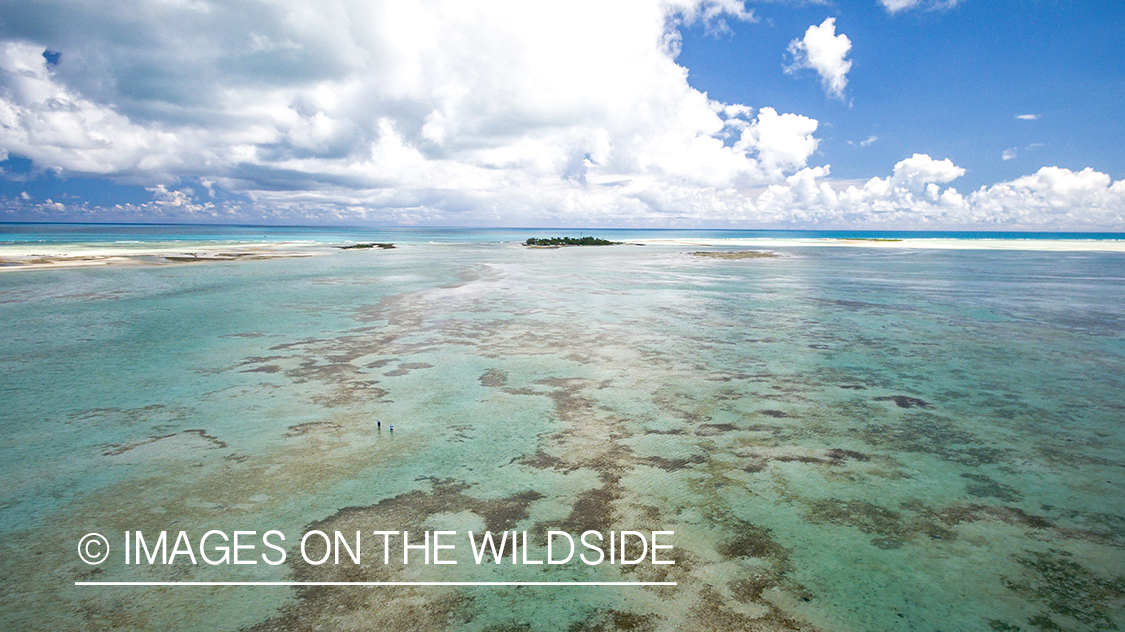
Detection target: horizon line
<box><xmin>2</xmin><ymin>220</ymin><xmax>1124</xmax><ymax>236</ymax></box>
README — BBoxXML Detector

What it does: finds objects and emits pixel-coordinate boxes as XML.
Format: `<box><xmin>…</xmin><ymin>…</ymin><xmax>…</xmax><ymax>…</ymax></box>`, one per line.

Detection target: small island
<box><xmin>339</xmin><ymin>243</ymin><xmax>396</xmax><ymax>249</ymax></box>
<box><xmin>524</xmin><ymin>236</ymin><xmax>621</xmax><ymax>247</ymax></box>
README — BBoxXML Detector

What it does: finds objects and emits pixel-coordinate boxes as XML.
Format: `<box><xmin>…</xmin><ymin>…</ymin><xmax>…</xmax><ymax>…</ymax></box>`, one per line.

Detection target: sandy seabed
<box><xmin>1</xmin><ymin>238</ymin><xmax>1122</xmax><ymax>632</ymax></box>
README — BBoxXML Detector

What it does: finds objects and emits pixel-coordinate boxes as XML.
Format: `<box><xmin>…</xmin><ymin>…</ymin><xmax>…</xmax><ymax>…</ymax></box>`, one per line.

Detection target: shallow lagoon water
<box><xmin>1</xmin><ymin>234</ymin><xmax>1123</xmax><ymax>631</ymax></box>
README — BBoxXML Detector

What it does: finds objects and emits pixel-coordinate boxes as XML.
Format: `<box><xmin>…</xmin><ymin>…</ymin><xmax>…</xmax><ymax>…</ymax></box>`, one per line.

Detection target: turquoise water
<box><xmin>1</xmin><ymin>228</ymin><xmax>1123</xmax><ymax>631</ymax></box>
<box><xmin>3</xmin><ymin>222</ymin><xmax>1124</xmax><ymax>246</ymax></box>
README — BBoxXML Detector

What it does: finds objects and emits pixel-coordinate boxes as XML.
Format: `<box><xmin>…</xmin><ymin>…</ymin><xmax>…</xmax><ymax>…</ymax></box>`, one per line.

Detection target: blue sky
<box><xmin>676</xmin><ymin>0</ymin><xmax>1124</xmax><ymax>191</ymax></box>
<box><xmin>1</xmin><ymin>0</ymin><xmax>1122</xmax><ymax>228</ymax></box>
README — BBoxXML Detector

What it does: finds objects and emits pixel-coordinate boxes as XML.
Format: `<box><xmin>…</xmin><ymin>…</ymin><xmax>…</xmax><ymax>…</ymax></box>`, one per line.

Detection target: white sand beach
<box><xmin>0</xmin><ymin>242</ymin><xmax>331</xmax><ymax>271</ymax></box>
<box><xmin>637</xmin><ymin>237</ymin><xmax>1125</xmax><ymax>252</ymax></box>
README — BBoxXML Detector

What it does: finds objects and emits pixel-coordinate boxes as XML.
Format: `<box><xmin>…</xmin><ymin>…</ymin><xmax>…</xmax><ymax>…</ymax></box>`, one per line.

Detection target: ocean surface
<box><xmin>3</xmin><ymin>222</ymin><xmax>1125</xmax><ymax>246</ymax></box>
<box><xmin>1</xmin><ymin>224</ymin><xmax>1123</xmax><ymax>631</ymax></box>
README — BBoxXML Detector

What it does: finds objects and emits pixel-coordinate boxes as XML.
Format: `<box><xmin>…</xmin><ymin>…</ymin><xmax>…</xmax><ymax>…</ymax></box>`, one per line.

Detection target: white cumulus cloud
<box><xmin>878</xmin><ymin>0</ymin><xmax>962</xmax><ymax>14</ymax></box>
<box><xmin>785</xmin><ymin>17</ymin><xmax>852</xmax><ymax>100</ymax></box>
<box><xmin>0</xmin><ymin>42</ymin><xmax>183</xmax><ymax>178</ymax></box>
<box><xmin>0</xmin><ymin>0</ymin><xmax>834</xmax><ymax>225</ymax></box>
<box><xmin>1016</xmin><ymin>114</ymin><xmax>1040</xmax><ymax>120</ymax></box>
<box><xmin>0</xmin><ymin>1</ymin><xmax>1120</xmax><ymax>230</ymax></box>
<box><xmin>967</xmin><ymin>167</ymin><xmax>1125</xmax><ymax>227</ymax></box>
<box><xmin>750</xmin><ymin>158</ymin><xmax>1124</xmax><ymax>229</ymax></box>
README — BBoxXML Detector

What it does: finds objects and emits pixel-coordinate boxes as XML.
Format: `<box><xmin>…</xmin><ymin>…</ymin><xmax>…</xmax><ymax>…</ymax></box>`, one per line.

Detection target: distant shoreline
<box><xmin>0</xmin><ymin>242</ymin><xmax>330</xmax><ymax>271</ymax></box>
<box><xmin>2</xmin><ymin>234</ymin><xmax>1123</xmax><ymax>271</ymax></box>
<box><xmin>634</xmin><ymin>237</ymin><xmax>1125</xmax><ymax>252</ymax></box>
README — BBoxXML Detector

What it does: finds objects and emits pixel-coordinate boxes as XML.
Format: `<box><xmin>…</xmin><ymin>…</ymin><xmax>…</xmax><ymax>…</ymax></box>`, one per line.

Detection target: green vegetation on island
<box><xmin>524</xmin><ymin>236</ymin><xmax>621</xmax><ymax>246</ymax></box>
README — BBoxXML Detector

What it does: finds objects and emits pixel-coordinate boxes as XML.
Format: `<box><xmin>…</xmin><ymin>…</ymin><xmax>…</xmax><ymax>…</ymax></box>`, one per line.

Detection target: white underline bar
<box><xmin>76</xmin><ymin>581</ymin><xmax>676</xmax><ymax>586</ymax></box>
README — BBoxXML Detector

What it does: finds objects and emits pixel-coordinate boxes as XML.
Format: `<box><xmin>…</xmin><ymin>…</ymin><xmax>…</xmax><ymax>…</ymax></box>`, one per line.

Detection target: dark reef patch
<box><xmin>825</xmin><ymin>448</ymin><xmax>870</xmax><ymax>462</ymax></box>
<box><xmin>514</xmin><ymin>449</ymin><xmax>573</xmax><ymax>471</ymax></box>
<box><xmin>71</xmin><ymin>403</ymin><xmax>194</xmax><ymax>429</ymax></box>
<box><xmin>1003</xmin><ymin>549</ymin><xmax>1125</xmax><ymax>631</ymax></box>
<box><xmin>961</xmin><ymin>473</ymin><xmax>1023</xmax><ymax>502</ymax></box>
<box><xmin>283</xmin><ymin>421</ymin><xmax>342</xmax><ymax>437</ymax></box>
<box><xmin>717</xmin><ymin>523</ymin><xmax>789</xmax><ymax>561</ymax></box>
<box><xmin>698</xmin><ymin>585</ymin><xmax>817</xmax><ymax>631</ymax></box>
<box><xmin>555</xmin><ymin>481</ymin><xmax>621</xmax><ymax>536</ymax></box>
<box><xmin>743</xmin><ymin>458</ymin><xmax>769</xmax><ymax>473</ymax></box>
<box><xmin>479</xmin><ymin>368</ymin><xmax>508</xmax><ymax>387</ymax></box>
<box><xmin>240</xmin><ymin>364</ymin><xmax>281</xmax><ymax>373</ymax></box>
<box><xmin>695</xmin><ymin>423</ymin><xmax>738</xmax><ymax>436</ymax></box>
<box><xmin>740</xmin><ymin>448</ymin><xmax>871</xmax><ymax>474</ymax></box>
<box><xmin>567</xmin><ymin>609</ymin><xmax>659</xmax><ymax>632</ymax></box>
<box><xmin>535</xmin><ymin>377</ymin><xmax>599</xmax><ymax>414</ymax></box>
<box><xmin>246</xmin><ymin>480</ymin><xmax>545</xmax><ymax>632</ymax></box>
<box><xmin>639</xmin><ymin>455</ymin><xmax>706</xmax><ymax>472</ymax></box>
<box><xmin>858</xmin><ymin>412</ymin><xmax>1008</xmax><ymax>466</ymax></box>
<box><xmin>874</xmin><ymin>395</ymin><xmax>932</xmax><ymax>409</ymax></box>
<box><xmin>702</xmin><ymin>519</ymin><xmax>819</xmax><ymax>630</ymax></box>
<box><xmin>805</xmin><ymin>499</ymin><xmax>912</xmax><ymax>549</ymax></box>
<box><xmin>102</xmin><ymin>428</ymin><xmax>227</xmax><ymax>456</ymax></box>
<box><xmin>773</xmin><ymin>454</ymin><xmax>832</xmax><ymax>465</ymax></box>
<box><xmin>482</xmin><ymin>625</ymin><xmax>532</xmax><ymax>632</ymax></box>
<box><xmin>805</xmin><ymin>498</ymin><xmax>957</xmax><ymax>549</ymax></box>
<box><xmin>1039</xmin><ymin>507</ymin><xmax>1125</xmax><ymax>547</ymax></box>
<box><xmin>744</xmin><ymin>423</ymin><xmax>784</xmax><ymax>434</ymax></box>
<box><xmin>689</xmin><ymin>250</ymin><xmax>778</xmax><ymax>259</ymax></box>
<box><xmin>941</xmin><ymin>504</ymin><xmax>1054</xmax><ymax>530</ymax></box>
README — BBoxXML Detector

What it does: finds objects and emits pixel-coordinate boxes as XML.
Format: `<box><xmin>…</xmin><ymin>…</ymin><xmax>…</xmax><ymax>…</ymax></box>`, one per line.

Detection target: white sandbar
<box><xmin>636</xmin><ymin>237</ymin><xmax>1125</xmax><ymax>252</ymax></box>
